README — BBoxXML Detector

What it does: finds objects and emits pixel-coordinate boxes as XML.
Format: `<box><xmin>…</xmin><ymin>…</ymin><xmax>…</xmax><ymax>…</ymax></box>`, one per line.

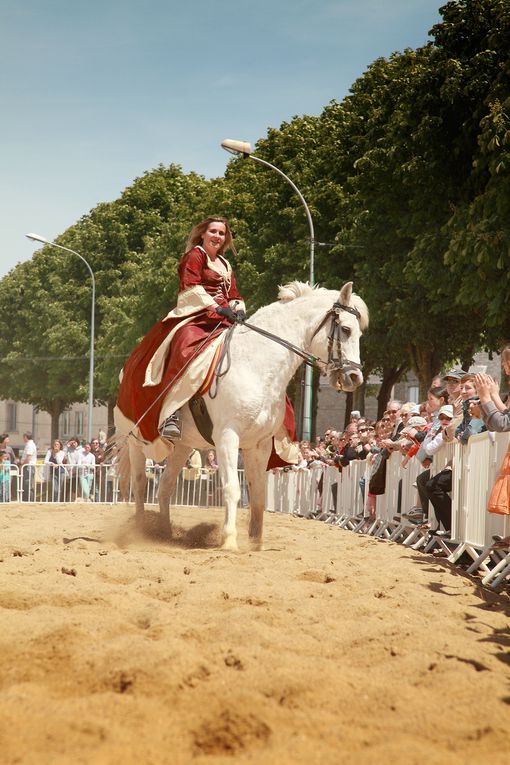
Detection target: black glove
<box><xmin>215</xmin><ymin>305</ymin><xmax>237</xmax><ymax>322</ymax></box>
<box><xmin>235</xmin><ymin>310</ymin><xmax>247</xmax><ymax>323</ymax></box>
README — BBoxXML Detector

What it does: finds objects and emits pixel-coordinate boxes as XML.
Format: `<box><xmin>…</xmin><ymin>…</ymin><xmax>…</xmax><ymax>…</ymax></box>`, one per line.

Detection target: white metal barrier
<box><xmin>450</xmin><ymin>432</ymin><xmax>510</xmax><ymax>547</ymax></box>
<box><xmin>265</xmin><ymin>467</ymin><xmax>323</xmax><ymax>517</ymax></box>
<box><xmin>266</xmin><ymin>433</ymin><xmax>510</xmax><ymax>585</ymax></box>
<box><xmin>12</xmin><ymin>437</ymin><xmax>510</xmax><ymax>544</ymax></box>
<box><xmin>9</xmin><ymin>438</ymin><xmax>510</xmax><ymax>586</ymax></box>
<box><xmin>16</xmin><ymin>463</ymin><xmax>249</xmax><ymax>509</ymax></box>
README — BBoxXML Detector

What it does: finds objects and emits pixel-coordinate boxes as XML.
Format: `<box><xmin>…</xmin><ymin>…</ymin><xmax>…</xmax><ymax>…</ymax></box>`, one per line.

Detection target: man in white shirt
<box><xmin>21</xmin><ymin>432</ymin><xmax>37</xmax><ymax>501</ymax></box>
<box><xmin>65</xmin><ymin>437</ymin><xmax>83</xmax><ymax>500</ymax></box>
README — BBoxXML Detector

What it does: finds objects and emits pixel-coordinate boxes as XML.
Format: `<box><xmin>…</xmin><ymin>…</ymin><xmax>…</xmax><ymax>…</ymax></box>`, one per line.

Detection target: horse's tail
<box><xmin>104</xmin><ymin>432</ymin><xmax>131</xmax><ymax>502</ymax></box>
<box><xmin>116</xmin><ymin>437</ymin><xmax>131</xmax><ymax>502</ymax></box>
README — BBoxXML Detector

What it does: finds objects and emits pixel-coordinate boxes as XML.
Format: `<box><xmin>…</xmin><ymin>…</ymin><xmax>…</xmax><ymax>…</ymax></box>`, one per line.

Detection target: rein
<box><xmin>210</xmin><ymin>300</ymin><xmax>362</xmax><ymax>398</ymax></box>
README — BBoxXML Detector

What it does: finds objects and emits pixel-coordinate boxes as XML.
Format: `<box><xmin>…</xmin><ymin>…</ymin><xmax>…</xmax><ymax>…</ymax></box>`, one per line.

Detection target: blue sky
<box><xmin>1</xmin><ymin>0</ymin><xmax>442</xmax><ymax>279</ymax></box>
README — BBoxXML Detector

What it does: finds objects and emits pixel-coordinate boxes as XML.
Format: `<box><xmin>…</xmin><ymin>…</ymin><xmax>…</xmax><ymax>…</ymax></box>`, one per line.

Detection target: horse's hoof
<box><xmin>158</xmin><ymin>518</ymin><xmax>171</xmax><ymax>535</ymax></box>
<box><xmin>221</xmin><ymin>537</ymin><xmax>238</xmax><ymax>552</ymax></box>
<box><xmin>249</xmin><ymin>540</ymin><xmax>264</xmax><ymax>552</ymax></box>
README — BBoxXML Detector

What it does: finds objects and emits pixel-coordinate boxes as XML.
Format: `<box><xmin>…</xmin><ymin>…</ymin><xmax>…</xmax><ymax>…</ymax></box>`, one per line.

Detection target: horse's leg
<box><xmin>157</xmin><ymin>443</ymin><xmax>191</xmax><ymax>532</ymax></box>
<box><xmin>128</xmin><ymin>438</ymin><xmax>148</xmax><ymax>525</ymax></box>
<box><xmin>216</xmin><ymin>429</ymin><xmax>241</xmax><ymax>551</ymax></box>
<box><xmin>243</xmin><ymin>439</ymin><xmax>273</xmax><ymax>551</ymax></box>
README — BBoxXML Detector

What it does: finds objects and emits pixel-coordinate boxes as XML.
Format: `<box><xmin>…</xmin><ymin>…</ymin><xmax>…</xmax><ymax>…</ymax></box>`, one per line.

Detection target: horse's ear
<box><xmin>338</xmin><ymin>282</ymin><xmax>353</xmax><ymax>305</ymax></box>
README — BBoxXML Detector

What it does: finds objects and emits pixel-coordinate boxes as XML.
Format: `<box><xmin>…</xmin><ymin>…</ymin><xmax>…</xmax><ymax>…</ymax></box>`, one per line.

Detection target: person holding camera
<box><xmin>452</xmin><ymin>373</ymin><xmax>486</xmax><ymax>443</ymax></box>
<box><xmin>470</xmin><ymin>348</ymin><xmax>510</xmax><ymax>432</ymax></box>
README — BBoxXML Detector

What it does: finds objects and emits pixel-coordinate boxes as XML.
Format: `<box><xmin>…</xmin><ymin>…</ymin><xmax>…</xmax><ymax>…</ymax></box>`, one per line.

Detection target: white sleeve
<box><xmin>424</xmin><ymin>430</ymin><xmax>445</xmax><ymax>456</ymax></box>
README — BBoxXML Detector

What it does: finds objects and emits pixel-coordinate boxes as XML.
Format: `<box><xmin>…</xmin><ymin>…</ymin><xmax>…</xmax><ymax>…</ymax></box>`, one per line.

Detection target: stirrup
<box><xmin>159</xmin><ymin>412</ymin><xmax>181</xmax><ymax>440</ymax></box>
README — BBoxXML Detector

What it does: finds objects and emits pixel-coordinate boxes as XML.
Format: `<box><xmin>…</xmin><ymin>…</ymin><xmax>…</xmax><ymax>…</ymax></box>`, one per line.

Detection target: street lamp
<box><xmin>26</xmin><ymin>233</ymin><xmax>96</xmax><ymax>443</ymax></box>
<box><xmin>221</xmin><ymin>138</ymin><xmax>315</xmax><ymax>440</ymax></box>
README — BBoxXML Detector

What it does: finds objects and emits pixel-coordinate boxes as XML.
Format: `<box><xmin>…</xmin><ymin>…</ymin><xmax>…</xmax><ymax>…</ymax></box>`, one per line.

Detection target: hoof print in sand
<box><xmin>224</xmin><ymin>651</ymin><xmax>244</xmax><ymax>671</ymax></box>
<box><xmin>193</xmin><ymin>710</ymin><xmax>270</xmax><ymax>756</ymax></box>
<box><xmin>299</xmin><ymin>569</ymin><xmax>336</xmax><ymax>584</ymax></box>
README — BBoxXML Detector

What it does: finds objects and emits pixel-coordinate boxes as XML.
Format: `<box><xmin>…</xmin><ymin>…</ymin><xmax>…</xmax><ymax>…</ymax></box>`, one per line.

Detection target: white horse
<box><xmin>115</xmin><ymin>281</ymin><xmax>368</xmax><ymax>550</ymax></box>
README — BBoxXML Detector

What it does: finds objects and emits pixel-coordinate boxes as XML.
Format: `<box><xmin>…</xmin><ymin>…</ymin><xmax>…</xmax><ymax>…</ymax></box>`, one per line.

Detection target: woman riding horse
<box><xmin>116</xmin><ymin>217</ymin><xmax>246</xmax><ymax>446</ymax></box>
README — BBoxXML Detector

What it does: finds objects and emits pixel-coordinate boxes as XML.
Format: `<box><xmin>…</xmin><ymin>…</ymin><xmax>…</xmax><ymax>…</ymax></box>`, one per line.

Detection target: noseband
<box><xmin>312</xmin><ymin>301</ymin><xmax>363</xmax><ymax>375</ymax></box>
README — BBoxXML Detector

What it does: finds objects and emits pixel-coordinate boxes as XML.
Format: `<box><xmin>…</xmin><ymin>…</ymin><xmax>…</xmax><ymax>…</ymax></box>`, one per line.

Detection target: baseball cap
<box><xmin>442</xmin><ymin>369</ymin><xmax>463</xmax><ymax>381</ymax></box>
<box><xmin>438</xmin><ymin>405</ymin><xmax>454</xmax><ymax>419</ymax></box>
<box><xmin>402</xmin><ymin>415</ymin><xmax>428</xmax><ymax>434</ymax></box>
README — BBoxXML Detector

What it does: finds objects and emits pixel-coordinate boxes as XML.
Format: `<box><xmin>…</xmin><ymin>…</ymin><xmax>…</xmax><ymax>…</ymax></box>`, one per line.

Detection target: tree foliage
<box><xmin>2</xmin><ymin>0</ymin><xmax>510</xmax><ymax>420</ymax></box>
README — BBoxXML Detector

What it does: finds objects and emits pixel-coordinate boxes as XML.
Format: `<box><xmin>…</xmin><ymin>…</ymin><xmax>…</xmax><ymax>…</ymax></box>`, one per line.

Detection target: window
<box><xmin>407</xmin><ymin>385</ymin><xmax>420</xmax><ymax>404</ymax></box>
<box><xmin>75</xmin><ymin>411</ymin><xmax>84</xmax><ymax>437</ymax></box>
<box><xmin>6</xmin><ymin>402</ymin><xmax>17</xmax><ymax>432</ymax></box>
<box><xmin>60</xmin><ymin>410</ymin><xmax>71</xmax><ymax>437</ymax></box>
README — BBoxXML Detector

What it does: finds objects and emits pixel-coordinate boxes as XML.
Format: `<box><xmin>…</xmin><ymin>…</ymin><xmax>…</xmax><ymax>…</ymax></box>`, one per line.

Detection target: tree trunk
<box><xmin>407</xmin><ymin>345</ymin><xmax>443</xmax><ymax>400</ymax></box>
<box><xmin>343</xmin><ymin>391</ymin><xmax>353</xmax><ymax>429</ymax></box>
<box><xmin>45</xmin><ymin>400</ymin><xmax>67</xmax><ymax>442</ymax></box>
<box><xmin>376</xmin><ymin>365</ymin><xmax>407</xmax><ymax>420</ymax></box>
<box><xmin>107</xmin><ymin>400</ymin><xmax>116</xmax><ymax>438</ymax></box>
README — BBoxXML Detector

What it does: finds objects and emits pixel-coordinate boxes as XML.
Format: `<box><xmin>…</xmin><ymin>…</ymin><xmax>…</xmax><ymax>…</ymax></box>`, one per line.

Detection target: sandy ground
<box><xmin>0</xmin><ymin>502</ymin><xmax>509</xmax><ymax>765</ymax></box>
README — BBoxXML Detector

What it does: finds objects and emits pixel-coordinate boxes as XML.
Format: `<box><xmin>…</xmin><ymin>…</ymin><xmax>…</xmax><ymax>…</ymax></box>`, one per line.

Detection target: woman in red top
<box><xmin>116</xmin><ymin>217</ymin><xmax>246</xmax><ymax>443</ymax></box>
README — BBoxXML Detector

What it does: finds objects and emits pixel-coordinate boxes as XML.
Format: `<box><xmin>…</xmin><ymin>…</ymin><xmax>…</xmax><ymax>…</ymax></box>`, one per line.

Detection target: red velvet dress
<box><xmin>116</xmin><ymin>247</ymin><xmax>243</xmax><ymax>442</ymax></box>
<box><xmin>116</xmin><ymin>246</ymin><xmax>297</xmax><ymax>466</ymax></box>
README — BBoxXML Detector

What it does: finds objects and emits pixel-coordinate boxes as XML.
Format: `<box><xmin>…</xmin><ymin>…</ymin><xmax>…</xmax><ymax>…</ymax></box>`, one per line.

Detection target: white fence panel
<box><xmin>453</xmin><ymin>432</ymin><xmax>510</xmax><ymax>545</ymax></box>
<box><xmin>400</xmin><ymin>457</ymin><xmax>422</xmax><ymax>515</ymax></box>
<box><xmin>17</xmin><ymin>464</ymin><xmax>249</xmax><ymax>509</ymax></box>
<box><xmin>12</xmin><ymin>432</ymin><xmax>510</xmax><ymax>561</ymax></box>
<box><xmin>337</xmin><ymin>461</ymin><xmax>360</xmax><ymax>516</ymax></box>
<box><xmin>349</xmin><ymin>460</ymin><xmax>365</xmax><ymax>517</ymax></box>
<box><xmin>486</xmin><ymin>433</ymin><xmax>510</xmax><ymax>542</ymax></box>
<box><xmin>319</xmin><ymin>465</ymin><xmax>338</xmax><ymax>517</ymax></box>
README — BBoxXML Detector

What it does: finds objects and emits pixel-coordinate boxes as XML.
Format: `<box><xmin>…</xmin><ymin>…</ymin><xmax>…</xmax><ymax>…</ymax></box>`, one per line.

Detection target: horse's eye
<box><xmin>341</xmin><ymin>326</ymin><xmax>351</xmax><ymax>337</ymax></box>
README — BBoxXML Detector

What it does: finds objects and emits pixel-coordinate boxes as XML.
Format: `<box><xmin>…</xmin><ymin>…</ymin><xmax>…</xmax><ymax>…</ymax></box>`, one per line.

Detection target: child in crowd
<box><xmin>0</xmin><ymin>450</ymin><xmax>11</xmax><ymax>503</ymax></box>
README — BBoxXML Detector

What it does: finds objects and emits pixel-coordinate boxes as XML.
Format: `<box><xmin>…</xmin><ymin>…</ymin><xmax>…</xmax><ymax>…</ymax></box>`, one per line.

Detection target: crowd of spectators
<box><xmin>1</xmin><ymin>355</ymin><xmax>509</xmax><ymax>535</ymax></box>
<box><xmin>281</xmin><ymin>359</ymin><xmax>510</xmax><ymax>542</ymax></box>
<box><xmin>0</xmin><ymin>429</ymin><xmax>120</xmax><ymax>503</ymax></box>
<box><xmin>0</xmin><ymin>430</ymin><xmax>224</xmax><ymax>505</ymax></box>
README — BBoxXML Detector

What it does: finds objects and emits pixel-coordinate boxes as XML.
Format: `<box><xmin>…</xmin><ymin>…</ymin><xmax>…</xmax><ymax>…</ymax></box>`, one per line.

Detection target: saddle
<box><xmin>188</xmin><ymin>396</ymin><xmax>215</xmax><ymax>445</ymax></box>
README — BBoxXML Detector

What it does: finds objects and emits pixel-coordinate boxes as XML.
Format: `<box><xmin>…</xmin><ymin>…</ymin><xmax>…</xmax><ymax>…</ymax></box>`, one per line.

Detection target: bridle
<box><xmin>211</xmin><ymin>299</ymin><xmax>363</xmax><ymax>397</ymax></box>
<box><xmin>311</xmin><ymin>301</ymin><xmax>363</xmax><ymax>376</ymax></box>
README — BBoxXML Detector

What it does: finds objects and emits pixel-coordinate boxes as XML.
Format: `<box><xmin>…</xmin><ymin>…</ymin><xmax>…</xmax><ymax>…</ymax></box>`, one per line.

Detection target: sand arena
<box><xmin>0</xmin><ymin>501</ymin><xmax>509</xmax><ymax>764</ymax></box>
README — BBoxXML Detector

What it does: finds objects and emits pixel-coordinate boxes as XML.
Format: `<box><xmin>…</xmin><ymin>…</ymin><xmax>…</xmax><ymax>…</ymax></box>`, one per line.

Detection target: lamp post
<box><xmin>26</xmin><ymin>233</ymin><xmax>96</xmax><ymax>443</ymax></box>
<box><xmin>221</xmin><ymin>139</ymin><xmax>315</xmax><ymax>440</ymax></box>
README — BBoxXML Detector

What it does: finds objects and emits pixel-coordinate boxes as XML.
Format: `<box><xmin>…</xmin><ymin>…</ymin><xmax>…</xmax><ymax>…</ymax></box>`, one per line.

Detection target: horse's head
<box><xmin>313</xmin><ymin>281</ymin><xmax>368</xmax><ymax>393</ymax></box>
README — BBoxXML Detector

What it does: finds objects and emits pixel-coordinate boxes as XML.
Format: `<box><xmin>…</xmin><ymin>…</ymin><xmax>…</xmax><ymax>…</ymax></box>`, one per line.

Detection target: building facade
<box><xmin>0</xmin><ymin>400</ymin><xmax>109</xmax><ymax>456</ymax></box>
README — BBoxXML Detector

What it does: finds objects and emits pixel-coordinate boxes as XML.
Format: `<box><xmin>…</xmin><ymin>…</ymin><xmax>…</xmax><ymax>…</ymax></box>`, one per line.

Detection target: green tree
<box><xmin>0</xmin><ymin>259</ymin><xmax>91</xmax><ymax>439</ymax></box>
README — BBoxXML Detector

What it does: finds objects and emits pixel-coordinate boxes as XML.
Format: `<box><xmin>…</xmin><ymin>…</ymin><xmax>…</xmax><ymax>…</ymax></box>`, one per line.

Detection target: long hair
<box><xmin>185</xmin><ymin>216</ymin><xmax>237</xmax><ymax>256</ymax></box>
<box><xmin>428</xmin><ymin>385</ymin><xmax>448</xmax><ymax>404</ymax></box>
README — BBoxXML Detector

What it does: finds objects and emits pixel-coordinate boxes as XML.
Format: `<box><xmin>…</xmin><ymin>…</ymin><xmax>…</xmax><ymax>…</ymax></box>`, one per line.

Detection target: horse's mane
<box><xmin>277</xmin><ymin>281</ymin><xmax>318</xmax><ymax>302</ymax></box>
<box><xmin>277</xmin><ymin>280</ymin><xmax>369</xmax><ymax>330</ymax></box>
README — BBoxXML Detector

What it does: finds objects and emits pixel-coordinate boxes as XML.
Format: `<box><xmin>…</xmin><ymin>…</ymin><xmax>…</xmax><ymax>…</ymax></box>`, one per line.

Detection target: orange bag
<box><xmin>488</xmin><ymin>442</ymin><xmax>510</xmax><ymax>515</ymax></box>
